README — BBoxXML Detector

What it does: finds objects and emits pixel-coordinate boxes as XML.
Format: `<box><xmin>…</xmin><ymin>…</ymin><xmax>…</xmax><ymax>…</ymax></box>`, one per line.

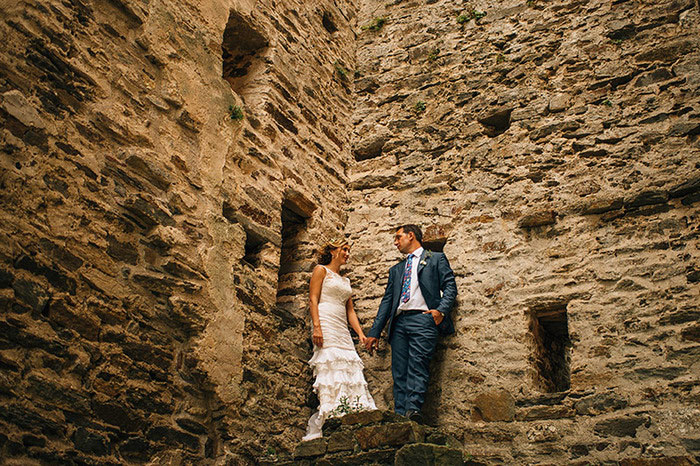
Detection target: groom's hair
<box><xmin>397</xmin><ymin>224</ymin><xmax>422</xmax><ymax>244</ymax></box>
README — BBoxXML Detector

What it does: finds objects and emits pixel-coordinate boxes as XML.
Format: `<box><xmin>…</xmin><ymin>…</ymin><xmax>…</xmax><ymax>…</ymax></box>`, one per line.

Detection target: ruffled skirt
<box><xmin>302</xmin><ymin>346</ymin><xmax>376</xmax><ymax>441</ymax></box>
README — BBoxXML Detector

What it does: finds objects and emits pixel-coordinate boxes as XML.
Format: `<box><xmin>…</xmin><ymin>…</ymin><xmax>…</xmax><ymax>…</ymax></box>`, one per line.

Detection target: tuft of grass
<box><xmin>330</xmin><ymin>396</ymin><xmax>364</xmax><ymax>417</ymax></box>
<box><xmin>611</xmin><ymin>38</ymin><xmax>623</xmax><ymax>45</ymax></box>
<box><xmin>427</xmin><ymin>49</ymin><xmax>440</xmax><ymax>62</ymax></box>
<box><xmin>229</xmin><ymin>105</ymin><xmax>244</xmax><ymax>121</ymax></box>
<box><xmin>413</xmin><ymin>100</ymin><xmax>427</xmax><ymax>114</ymax></box>
<box><xmin>334</xmin><ymin>60</ymin><xmax>349</xmax><ymax>81</ymax></box>
<box><xmin>457</xmin><ymin>7</ymin><xmax>487</xmax><ymax>24</ymax></box>
<box><xmin>361</xmin><ymin>17</ymin><xmax>386</xmax><ymax>31</ymax></box>
<box><xmin>602</xmin><ymin>98</ymin><xmax>613</xmax><ymax>107</ymax></box>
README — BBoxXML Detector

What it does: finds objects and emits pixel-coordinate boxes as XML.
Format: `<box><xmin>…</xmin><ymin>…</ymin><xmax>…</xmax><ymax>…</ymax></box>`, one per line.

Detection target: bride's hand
<box><xmin>312</xmin><ymin>327</ymin><xmax>323</xmax><ymax>347</ymax></box>
<box><xmin>359</xmin><ymin>334</ymin><xmax>367</xmax><ymax>346</ymax></box>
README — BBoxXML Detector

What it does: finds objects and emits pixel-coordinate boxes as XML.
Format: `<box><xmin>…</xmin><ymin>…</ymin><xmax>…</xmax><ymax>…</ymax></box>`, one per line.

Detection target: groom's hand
<box><xmin>423</xmin><ymin>309</ymin><xmax>444</xmax><ymax>326</ymax></box>
<box><xmin>364</xmin><ymin>336</ymin><xmax>379</xmax><ymax>354</ymax></box>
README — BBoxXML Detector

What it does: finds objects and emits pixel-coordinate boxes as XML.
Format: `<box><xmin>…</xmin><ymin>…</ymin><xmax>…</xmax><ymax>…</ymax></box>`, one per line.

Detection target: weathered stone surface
<box><xmin>340</xmin><ymin>409</ymin><xmax>388</xmax><ymax>426</ymax></box>
<box><xmin>395</xmin><ymin>443</ymin><xmax>464</xmax><ymax>466</ymax></box>
<box><xmin>518</xmin><ymin>210</ymin><xmax>557</xmax><ymax>229</ymax></box>
<box><xmin>593</xmin><ymin>416</ymin><xmax>647</xmax><ymax>437</ymax></box>
<box><xmin>1</xmin><ymin>90</ymin><xmax>46</xmax><ymax>129</ymax></box>
<box><xmin>294</xmin><ymin>438</ymin><xmax>327</xmax><ymax>458</ymax></box>
<box><xmin>680</xmin><ymin>324</ymin><xmax>700</xmax><ymax>342</ymax></box>
<box><xmin>619</xmin><ymin>457</ymin><xmax>696</xmax><ymax>466</ymax></box>
<box><xmin>355</xmin><ymin>422</ymin><xmax>424</xmax><ymax>450</ymax></box>
<box><xmin>352</xmin><ymin>128</ymin><xmax>390</xmax><ymax>161</ymax></box>
<box><xmin>517</xmin><ymin>405</ymin><xmax>575</xmax><ymax>421</ymax></box>
<box><xmin>575</xmin><ymin>392</ymin><xmax>628</xmax><ymax>416</ymax></box>
<box><xmin>473</xmin><ymin>390</ymin><xmax>515</xmax><ymax>422</ymax></box>
<box><xmin>581</xmin><ymin>197</ymin><xmax>624</xmax><ymax>215</ymax></box>
<box><xmin>327</xmin><ymin>430</ymin><xmax>356</xmax><ymax>453</ymax></box>
<box><xmin>2</xmin><ymin>0</ymin><xmax>699</xmax><ymax>464</ymax></box>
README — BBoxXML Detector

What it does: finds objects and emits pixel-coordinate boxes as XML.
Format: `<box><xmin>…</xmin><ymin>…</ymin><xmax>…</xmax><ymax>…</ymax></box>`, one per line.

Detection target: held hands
<box><xmin>312</xmin><ymin>326</ymin><xmax>323</xmax><ymax>347</ymax></box>
<box><xmin>364</xmin><ymin>336</ymin><xmax>379</xmax><ymax>355</ymax></box>
<box><xmin>423</xmin><ymin>309</ymin><xmax>444</xmax><ymax>326</ymax></box>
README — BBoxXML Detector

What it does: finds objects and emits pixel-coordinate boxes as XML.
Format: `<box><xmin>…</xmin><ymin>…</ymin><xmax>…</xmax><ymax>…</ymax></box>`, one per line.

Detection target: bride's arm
<box><xmin>310</xmin><ymin>265</ymin><xmax>326</xmax><ymax>347</ymax></box>
<box><xmin>346</xmin><ymin>298</ymin><xmax>366</xmax><ymax>344</ymax></box>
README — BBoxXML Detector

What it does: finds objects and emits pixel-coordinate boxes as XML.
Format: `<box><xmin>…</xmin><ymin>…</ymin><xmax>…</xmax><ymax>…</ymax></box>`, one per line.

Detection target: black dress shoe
<box><xmin>406</xmin><ymin>410</ymin><xmax>424</xmax><ymax>424</ymax></box>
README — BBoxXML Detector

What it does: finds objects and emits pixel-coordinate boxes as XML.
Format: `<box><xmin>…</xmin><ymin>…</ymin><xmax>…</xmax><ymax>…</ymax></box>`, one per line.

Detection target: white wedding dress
<box><xmin>302</xmin><ymin>266</ymin><xmax>376</xmax><ymax>441</ymax></box>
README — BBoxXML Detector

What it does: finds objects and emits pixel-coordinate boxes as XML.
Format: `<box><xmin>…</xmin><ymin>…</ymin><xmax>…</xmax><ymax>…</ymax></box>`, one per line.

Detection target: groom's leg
<box><xmin>389</xmin><ymin>315</ymin><xmax>409</xmax><ymax>415</ymax></box>
<box><xmin>405</xmin><ymin>313</ymin><xmax>439</xmax><ymax>413</ymax></box>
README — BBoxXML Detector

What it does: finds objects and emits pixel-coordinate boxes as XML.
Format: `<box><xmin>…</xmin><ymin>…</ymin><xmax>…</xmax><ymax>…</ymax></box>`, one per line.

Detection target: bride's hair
<box><xmin>318</xmin><ymin>237</ymin><xmax>348</xmax><ymax>265</ymax></box>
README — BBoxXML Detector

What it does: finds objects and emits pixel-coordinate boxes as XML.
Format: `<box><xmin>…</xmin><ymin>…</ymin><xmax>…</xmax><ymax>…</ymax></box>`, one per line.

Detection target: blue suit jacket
<box><xmin>368</xmin><ymin>250</ymin><xmax>457</xmax><ymax>341</ymax></box>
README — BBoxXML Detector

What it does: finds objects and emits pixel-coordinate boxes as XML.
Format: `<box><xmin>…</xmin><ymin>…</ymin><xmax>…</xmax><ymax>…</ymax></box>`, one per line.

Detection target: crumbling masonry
<box><xmin>0</xmin><ymin>0</ymin><xmax>698</xmax><ymax>464</ymax></box>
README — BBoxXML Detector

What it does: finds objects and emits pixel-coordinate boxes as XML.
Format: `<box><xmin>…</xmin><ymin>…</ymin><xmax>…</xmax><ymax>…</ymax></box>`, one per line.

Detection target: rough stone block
<box><xmin>315</xmin><ymin>449</ymin><xmax>395</xmax><ymax>465</ymax></box>
<box><xmin>517</xmin><ymin>210</ymin><xmax>556</xmax><ymax>229</ymax></box>
<box><xmin>472</xmin><ymin>389</ymin><xmax>515</xmax><ymax>422</ymax></box>
<box><xmin>146</xmin><ymin>426</ymin><xmax>199</xmax><ymax>452</ymax></box>
<box><xmin>355</xmin><ymin>422</ymin><xmax>423</xmax><ymax>450</ymax></box>
<box><xmin>581</xmin><ymin>197</ymin><xmax>623</xmax><ymax>215</ymax></box>
<box><xmin>395</xmin><ymin>443</ymin><xmax>464</xmax><ymax>466</ymax></box>
<box><xmin>327</xmin><ymin>430</ymin><xmax>356</xmax><ymax>453</ymax></box>
<box><xmin>619</xmin><ymin>457</ymin><xmax>696</xmax><ymax>466</ymax></box>
<box><xmin>669</xmin><ymin>176</ymin><xmax>700</xmax><ymax>198</ymax></box>
<box><xmin>293</xmin><ymin>438</ymin><xmax>327</xmax><ymax>458</ymax></box>
<box><xmin>340</xmin><ymin>409</ymin><xmax>386</xmax><ymax>426</ymax></box>
<box><xmin>593</xmin><ymin>415</ymin><xmax>647</xmax><ymax>437</ymax></box>
<box><xmin>1</xmin><ymin>90</ymin><xmax>46</xmax><ymax>129</ymax></box>
<box><xmin>680</xmin><ymin>324</ymin><xmax>700</xmax><ymax>342</ymax></box>
<box><xmin>121</xmin><ymin>194</ymin><xmax>176</xmax><ymax>229</ymax></box>
<box><xmin>517</xmin><ymin>405</ymin><xmax>575</xmax><ymax>421</ymax></box>
<box><xmin>72</xmin><ymin>427</ymin><xmax>110</xmax><ymax>456</ymax></box>
<box><xmin>575</xmin><ymin>392</ymin><xmax>628</xmax><ymax>415</ymax></box>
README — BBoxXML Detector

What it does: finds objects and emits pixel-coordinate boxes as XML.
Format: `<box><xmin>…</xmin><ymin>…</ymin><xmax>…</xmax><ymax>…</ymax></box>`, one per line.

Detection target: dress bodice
<box><xmin>318</xmin><ymin>266</ymin><xmax>352</xmax><ymax>306</ymax></box>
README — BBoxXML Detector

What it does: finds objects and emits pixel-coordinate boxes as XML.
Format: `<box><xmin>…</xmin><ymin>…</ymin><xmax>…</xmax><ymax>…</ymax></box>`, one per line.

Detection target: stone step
<box><xmin>283</xmin><ymin>410</ymin><xmax>466</xmax><ymax>465</ymax></box>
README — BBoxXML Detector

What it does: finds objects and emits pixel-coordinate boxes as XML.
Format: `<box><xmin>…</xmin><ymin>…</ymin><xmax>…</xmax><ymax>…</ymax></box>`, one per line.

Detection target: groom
<box><xmin>364</xmin><ymin>224</ymin><xmax>457</xmax><ymax>422</ymax></box>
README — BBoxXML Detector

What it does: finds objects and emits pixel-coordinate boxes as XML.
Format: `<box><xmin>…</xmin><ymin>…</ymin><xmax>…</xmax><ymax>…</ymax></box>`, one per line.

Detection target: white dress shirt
<box><xmin>397</xmin><ymin>247</ymin><xmax>429</xmax><ymax>312</ymax></box>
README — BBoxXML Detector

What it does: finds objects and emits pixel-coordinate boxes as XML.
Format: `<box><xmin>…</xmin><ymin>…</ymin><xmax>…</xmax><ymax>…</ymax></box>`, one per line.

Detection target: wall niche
<box><xmin>222</xmin><ymin>9</ymin><xmax>269</xmax><ymax>98</ymax></box>
<box><xmin>528</xmin><ymin>300</ymin><xmax>572</xmax><ymax>393</ymax></box>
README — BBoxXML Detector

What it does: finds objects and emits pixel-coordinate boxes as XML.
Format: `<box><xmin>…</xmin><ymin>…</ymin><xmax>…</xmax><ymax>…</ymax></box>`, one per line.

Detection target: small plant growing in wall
<box><xmin>330</xmin><ymin>396</ymin><xmax>364</xmax><ymax>417</ymax></box>
<box><xmin>229</xmin><ymin>104</ymin><xmax>244</xmax><ymax>121</ymax></box>
<box><xmin>413</xmin><ymin>100</ymin><xmax>427</xmax><ymax>115</ymax></box>
<box><xmin>264</xmin><ymin>446</ymin><xmax>277</xmax><ymax>460</ymax></box>
<box><xmin>602</xmin><ymin>98</ymin><xmax>613</xmax><ymax>107</ymax></box>
<box><xmin>361</xmin><ymin>17</ymin><xmax>386</xmax><ymax>31</ymax></box>
<box><xmin>427</xmin><ymin>48</ymin><xmax>440</xmax><ymax>62</ymax></box>
<box><xmin>457</xmin><ymin>7</ymin><xmax>487</xmax><ymax>24</ymax></box>
<box><xmin>334</xmin><ymin>60</ymin><xmax>349</xmax><ymax>81</ymax></box>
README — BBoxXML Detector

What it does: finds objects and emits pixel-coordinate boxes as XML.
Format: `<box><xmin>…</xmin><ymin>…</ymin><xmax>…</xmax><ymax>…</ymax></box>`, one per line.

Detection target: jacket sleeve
<box><xmin>368</xmin><ymin>268</ymin><xmax>395</xmax><ymax>339</ymax></box>
<box><xmin>436</xmin><ymin>253</ymin><xmax>457</xmax><ymax>316</ymax></box>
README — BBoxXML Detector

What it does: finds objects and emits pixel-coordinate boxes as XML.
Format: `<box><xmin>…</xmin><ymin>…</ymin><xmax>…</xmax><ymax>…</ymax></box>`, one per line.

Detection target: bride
<box><xmin>302</xmin><ymin>237</ymin><xmax>376</xmax><ymax>441</ymax></box>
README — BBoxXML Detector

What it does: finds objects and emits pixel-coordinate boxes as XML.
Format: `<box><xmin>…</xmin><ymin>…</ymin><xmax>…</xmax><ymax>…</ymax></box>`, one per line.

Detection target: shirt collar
<box><xmin>409</xmin><ymin>247</ymin><xmax>424</xmax><ymax>259</ymax></box>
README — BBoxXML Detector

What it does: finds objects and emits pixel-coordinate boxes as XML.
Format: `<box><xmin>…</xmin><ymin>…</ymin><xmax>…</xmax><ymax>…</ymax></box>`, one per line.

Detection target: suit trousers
<box><xmin>389</xmin><ymin>311</ymin><xmax>439</xmax><ymax>415</ymax></box>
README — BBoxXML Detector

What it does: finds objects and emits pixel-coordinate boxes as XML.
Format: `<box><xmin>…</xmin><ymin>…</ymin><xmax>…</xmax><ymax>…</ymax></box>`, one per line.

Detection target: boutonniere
<box><xmin>420</xmin><ymin>251</ymin><xmax>432</xmax><ymax>266</ymax></box>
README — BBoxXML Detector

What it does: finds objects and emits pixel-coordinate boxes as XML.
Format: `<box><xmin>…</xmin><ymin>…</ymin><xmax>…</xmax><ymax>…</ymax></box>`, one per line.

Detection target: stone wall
<box><xmin>0</xmin><ymin>0</ymin><xmax>357</xmax><ymax>463</ymax></box>
<box><xmin>2</xmin><ymin>0</ymin><xmax>700</xmax><ymax>463</ymax></box>
<box><xmin>348</xmin><ymin>0</ymin><xmax>700</xmax><ymax>464</ymax></box>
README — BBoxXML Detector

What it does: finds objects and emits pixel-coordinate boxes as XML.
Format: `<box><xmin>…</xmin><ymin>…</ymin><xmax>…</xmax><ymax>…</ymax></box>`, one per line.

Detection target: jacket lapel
<box><xmin>417</xmin><ymin>249</ymin><xmax>428</xmax><ymax>275</ymax></box>
<box><xmin>392</xmin><ymin>260</ymin><xmax>405</xmax><ymax>309</ymax></box>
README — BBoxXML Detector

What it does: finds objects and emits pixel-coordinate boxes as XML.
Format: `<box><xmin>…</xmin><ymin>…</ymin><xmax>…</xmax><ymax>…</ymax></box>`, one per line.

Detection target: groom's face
<box><xmin>394</xmin><ymin>228</ymin><xmax>413</xmax><ymax>254</ymax></box>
